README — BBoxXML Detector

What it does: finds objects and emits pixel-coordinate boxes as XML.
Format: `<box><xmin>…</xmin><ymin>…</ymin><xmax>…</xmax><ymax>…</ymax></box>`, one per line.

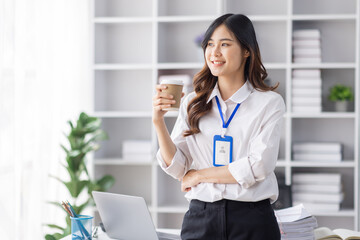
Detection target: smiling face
<box><xmin>205</xmin><ymin>24</ymin><xmax>249</xmax><ymax>79</ymax></box>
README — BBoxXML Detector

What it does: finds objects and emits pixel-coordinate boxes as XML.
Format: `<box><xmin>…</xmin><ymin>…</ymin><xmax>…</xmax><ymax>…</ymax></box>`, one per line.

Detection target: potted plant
<box><xmin>45</xmin><ymin>112</ymin><xmax>115</xmax><ymax>240</ymax></box>
<box><xmin>328</xmin><ymin>84</ymin><xmax>354</xmax><ymax>112</ymax></box>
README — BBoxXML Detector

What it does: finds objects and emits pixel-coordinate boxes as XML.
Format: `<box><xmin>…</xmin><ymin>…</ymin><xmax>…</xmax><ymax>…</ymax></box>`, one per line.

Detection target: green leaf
<box><xmin>64</xmin><ymin>179</ymin><xmax>88</xmax><ymax>198</ymax></box>
<box><xmin>45</xmin><ymin>234</ymin><xmax>57</xmax><ymax>240</ymax></box>
<box><xmin>52</xmin><ymin>233</ymin><xmax>65</xmax><ymax>240</ymax></box>
<box><xmin>45</xmin><ymin>224</ymin><xmax>65</xmax><ymax>231</ymax></box>
<box><xmin>97</xmin><ymin>175</ymin><xmax>115</xmax><ymax>191</ymax></box>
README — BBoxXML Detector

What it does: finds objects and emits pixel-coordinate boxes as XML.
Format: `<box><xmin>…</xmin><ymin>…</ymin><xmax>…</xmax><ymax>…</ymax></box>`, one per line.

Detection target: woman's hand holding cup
<box><xmin>152</xmin><ymin>79</ymin><xmax>185</xmax><ymax>123</ymax></box>
<box><xmin>152</xmin><ymin>84</ymin><xmax>177</xmax><ymax>122</ymax></box>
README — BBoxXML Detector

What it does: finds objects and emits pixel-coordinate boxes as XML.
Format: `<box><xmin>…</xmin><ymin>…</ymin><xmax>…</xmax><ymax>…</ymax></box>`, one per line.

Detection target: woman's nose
<box><xmin>212</xmin><ymin>46</ymin><xmax>221</xmax><ymax>57</ymax></box>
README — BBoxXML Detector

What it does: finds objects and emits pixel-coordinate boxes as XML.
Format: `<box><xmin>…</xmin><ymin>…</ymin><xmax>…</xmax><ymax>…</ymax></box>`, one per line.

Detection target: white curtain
<box><xmin>0</xmin><ymin>0</ymin><xmax>91</xmax><ymax>239</ymax></box>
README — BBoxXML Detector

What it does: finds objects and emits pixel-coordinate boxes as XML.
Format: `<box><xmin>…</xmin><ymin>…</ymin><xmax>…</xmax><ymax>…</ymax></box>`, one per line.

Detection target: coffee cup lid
<box><xmin>160</xmin><ymin>78</ymin><xmax>184</xmax><ymax>85</ymax></box>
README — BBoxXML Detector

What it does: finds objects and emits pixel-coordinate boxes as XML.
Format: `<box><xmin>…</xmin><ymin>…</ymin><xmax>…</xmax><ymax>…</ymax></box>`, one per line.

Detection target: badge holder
<box><xmin>213</xmin><ymin>134</ymin><xmax>233</xmax><ymax>167</ymax></box>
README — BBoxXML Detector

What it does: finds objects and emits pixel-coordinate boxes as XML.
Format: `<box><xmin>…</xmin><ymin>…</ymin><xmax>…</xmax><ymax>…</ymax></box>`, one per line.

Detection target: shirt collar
<box><xmin>206</xmin><ymin>80</ymin><xmax>254</xmax><ymax>104</ymax></box>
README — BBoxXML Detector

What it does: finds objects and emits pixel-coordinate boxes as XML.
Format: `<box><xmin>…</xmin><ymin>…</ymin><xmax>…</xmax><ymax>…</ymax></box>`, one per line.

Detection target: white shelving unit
<box><xmin>90</xmin><ymin>0</ymin><xmax>360</xmax><ymax>230</ymax></box>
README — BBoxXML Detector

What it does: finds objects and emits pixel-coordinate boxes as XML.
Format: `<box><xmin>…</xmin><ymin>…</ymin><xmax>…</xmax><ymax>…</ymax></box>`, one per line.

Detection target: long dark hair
<box><xmin>184</xmin><ymin>13</ymin><xmax>278</xmax><ymax>137</ymax></box>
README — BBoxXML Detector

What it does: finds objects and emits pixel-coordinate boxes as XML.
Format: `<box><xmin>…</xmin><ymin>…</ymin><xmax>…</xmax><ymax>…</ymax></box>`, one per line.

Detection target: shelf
<box><xmin>157</xmin><ymin>15</ymin><xmax>216</xmax><ymax>23</ymax></box>
<box><xmin>292</xmin><ymin>14</ymin><xmax>357</xmax><ymax>21</ymax></box>
<box><xmin>290</xmin><ymin>112</ymin><xmax>356</xmax><ymax>119</ymax></box>
<box><xmin>94</xmin><ymin>159</ymin><xmax>153</xmax><ymax>166</ymax></box>
<box><xmin>311</xmin><ymin>209</ymin><xmax>356</xmax><ymax>217</ymax></box>
<box><xmin>94</xmin><ymin>17</ymin><xmax>153</xmax><ymax>23</ymax></box>
<box><xmin>276</xmin><ymin>160</ymin><xmax>287</xmax><ymax>167</ymax></box>
<box><xmin>94</xmin><ymin>64</ymin><xmax>153</xmax><ymax>70</ymax></box>
<box><xmin>291</xmin><ymin>63</ymin><xmax>356</xmax><ymax>69</ymax></box>
<box><xmin>157</xmin><ymin>62</ymin><xmax>203</xmax><ymax>70</ymax></box>
<box><xmin>93</xmin><ymin>111</ymin><xmax>152</xmax><ymax>118</ymax></box>
<box><xmin>156</xmin><ymin>205</ymin><xmax>189</xmax><ymax>213</ymax></box>
<box><xmin>157</xmin><ymin>62</ymin><xmax>287</xmax><ymax>70</ymax></box>
<box><xmin>290</xmin><ymin>161</ymin><xmax>355</xmax><ymax>168</ymax></box>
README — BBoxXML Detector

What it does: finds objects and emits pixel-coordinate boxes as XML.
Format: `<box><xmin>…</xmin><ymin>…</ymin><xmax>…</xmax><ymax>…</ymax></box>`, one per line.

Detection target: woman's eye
<box><xmin>222</xmin><ymin>43</ymin><xmax>229</xmax><ymax>47</ymax></box>
<box><xmin>207</xmin><ymin>42</ymin><xmax>214</xmax><ymax>47</ymax></box>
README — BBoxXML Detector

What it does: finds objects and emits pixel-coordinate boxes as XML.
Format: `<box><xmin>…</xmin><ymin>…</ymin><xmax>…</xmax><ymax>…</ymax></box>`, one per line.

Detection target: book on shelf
<box><xmin>292</xmin><ymin>97</ymin><xmax>321</xmax><ymax>105</ymax></box>
<box><xmin>292</xmin><ymin>78</ymin><xmax>322</xmax><ymax>88</ymax></box>
<box><xmin>314</xmin><ymin>227</ymin><xmax>360</xmax><ymax>240</ymax></box>
<box><xmin>293</xmin><ymin>57</ymin><xmax>322</xmax><ymax>63</ymax></box>
<box><xmin>293</xmin><ymin>142</ymin><xmax>342</xmax><ymax>153</ymax></box>
<box><xmin>293</xmin><ymin>153</ymin><xmax>342</xmax><ymax>162</ymax></box>
<box><xmin>293</xmin><ymin>39</ymin><xmax>321</xmax><ymax>48</ymax></box>
<box><xmin>293</xmin><ymin>29</ymin><xmax>321</xmax><ymax>39</ymax></box>
<box><xmin>293</xmin><ymin>201</ymin><xmax>340</xmax><ymax>212</ymax></box>
<box><xmin>293</xmin><ymin>47</ymin><xmax>321</xmax><ymax>57</ymax></box>
<box><xmin>292</xmin><ymin>183</ymin><xmax>342</xmax><ymax>194</ymax></box>
<box><xmin>293</xmin><ymin>173</ymin><xmax>341</xmax><ymax>185</ymax></box>
<box><xmin>292</xmin><ymin>106</ymin><xmax>322</xmax><ymax>113</ymax></box>
<box><xmin>292</xmin><ymin>69</ymin><xmax>321</xmax><ymax>78</ymax></box>
<box><xmin>292</xmin><ymin>192</ymin><xmax>344</xmax><ymax>204</ymax></box>
<box><xmin>292</xmin><ymin>88</ymin><xmax>321</xmax><ymax>97</ymax></box>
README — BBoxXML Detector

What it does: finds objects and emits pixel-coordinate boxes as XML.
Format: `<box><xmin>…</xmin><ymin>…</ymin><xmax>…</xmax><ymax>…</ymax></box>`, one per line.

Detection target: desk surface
<box><xmin>61</xmin><ymin>228</ymin><xmax>181</xmax><ymax>240</ymax></box>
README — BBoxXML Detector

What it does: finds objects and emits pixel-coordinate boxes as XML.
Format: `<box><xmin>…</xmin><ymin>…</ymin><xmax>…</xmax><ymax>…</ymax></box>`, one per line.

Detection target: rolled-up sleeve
<box><xmin>228</xmin><ymin>96</ymin><xmax>285</xmax><ymax>188</ymax></box>
<box><xmin>157</xmin><ymin>93</ymin><xmax>195</xmax><ymax>180</ymax></box>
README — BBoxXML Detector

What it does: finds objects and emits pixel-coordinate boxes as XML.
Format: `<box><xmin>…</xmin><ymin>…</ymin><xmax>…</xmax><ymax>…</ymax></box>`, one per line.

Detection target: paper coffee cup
<box><xmin>160</xmin><ymin>78</ymin><xmax>184</xmax><ymax>111</ymax></box>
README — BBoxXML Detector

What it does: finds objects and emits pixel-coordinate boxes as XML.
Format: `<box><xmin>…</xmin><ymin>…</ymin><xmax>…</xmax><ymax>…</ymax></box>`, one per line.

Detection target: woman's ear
<box><xmin>244</xmin><ymin>50</ymin><xmax>250</xmax><ymax>58</ymax></box>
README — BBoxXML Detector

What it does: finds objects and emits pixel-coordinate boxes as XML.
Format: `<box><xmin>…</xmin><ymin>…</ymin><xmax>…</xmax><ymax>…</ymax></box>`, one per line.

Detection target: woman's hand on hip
<box><xmin>181</xmin><ymin>169</ymin><xmax>200</xmax><ymax>192</ymax></box>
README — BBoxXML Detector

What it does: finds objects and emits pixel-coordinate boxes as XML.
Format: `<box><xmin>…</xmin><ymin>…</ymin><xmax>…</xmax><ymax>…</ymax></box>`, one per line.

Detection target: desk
<box><xmin>61</xmin><ymin>228</ymin><xmax>181</xmax><ymax>240</ymax></box>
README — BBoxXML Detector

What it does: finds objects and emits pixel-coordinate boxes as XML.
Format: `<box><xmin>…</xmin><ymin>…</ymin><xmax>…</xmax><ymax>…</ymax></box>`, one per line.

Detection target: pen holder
<box><xmin>70</xmin><ymin>215</ymin><xmax>93</xmax><ymax>240</ymax></box>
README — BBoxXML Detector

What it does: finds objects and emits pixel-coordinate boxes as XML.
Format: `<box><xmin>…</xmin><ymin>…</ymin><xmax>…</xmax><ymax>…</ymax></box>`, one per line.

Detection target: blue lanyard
<box><xmin>215</xmin><ymin>96</ymin><xmax>241</xmax><ymax>129</ymax></box>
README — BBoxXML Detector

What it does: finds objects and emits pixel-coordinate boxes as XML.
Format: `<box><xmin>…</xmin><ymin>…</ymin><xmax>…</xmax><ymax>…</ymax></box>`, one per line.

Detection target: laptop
<box><xmin>92</xmin><ymin>191</ymin><xmax>181</xmax><ymax>240</ymax></box>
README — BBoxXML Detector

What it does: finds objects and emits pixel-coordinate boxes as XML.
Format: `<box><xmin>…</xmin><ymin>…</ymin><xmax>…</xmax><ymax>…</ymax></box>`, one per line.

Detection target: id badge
<box><xmin>213</xmin><ymin>135</ymin><xmax>233</xmax><ymax>167</ymax></box>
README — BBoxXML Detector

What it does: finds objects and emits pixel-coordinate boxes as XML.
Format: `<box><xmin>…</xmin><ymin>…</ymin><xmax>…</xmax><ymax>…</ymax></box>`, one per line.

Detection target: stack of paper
<box><xmin>292</xmin><ymin>173</ymin><xmax>343</xmax><ymax>212</ymax></box>
<box><xmin>292</xmin><ymin>142</ymin><xmax>342</xmax><ymax>162</ymax></box>
<box><xmin>293</xmin><ymin>29</ymin><xmax>322</xmax><ymax>63</ymax></box>
<box><xmin>275</xmin><ymin>204</ymin><xmax>318</xmax><ymax>240</ymax></box>
<box><xmin>292</xmin><ymin>69</ymin><xmax>322</xmax><ymax>112</ymax></box>
<box><xmin>122</xmin><ymin>140</ymin><xmax>152</xmax><ymax>162</ymax></box>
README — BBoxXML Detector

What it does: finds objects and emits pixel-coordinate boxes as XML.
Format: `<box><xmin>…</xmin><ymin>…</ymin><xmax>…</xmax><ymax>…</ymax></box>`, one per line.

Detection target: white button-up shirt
<box><xmin>157</xmin><ymin>80</ymin><xmax>285</xmax><ymax>203</ymax></box>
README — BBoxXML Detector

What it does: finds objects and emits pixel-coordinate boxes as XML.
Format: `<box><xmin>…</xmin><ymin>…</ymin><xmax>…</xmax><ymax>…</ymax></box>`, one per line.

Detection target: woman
<box><xmin>152</xmin><ymin>13</ymin><xmax>284</xmax><ymax>240</ymax></box>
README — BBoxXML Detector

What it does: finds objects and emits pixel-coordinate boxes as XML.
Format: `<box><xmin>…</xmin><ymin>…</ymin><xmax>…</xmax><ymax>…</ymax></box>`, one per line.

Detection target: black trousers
<box><xmin>181</xmin><ymin>198</ymin><xmax>280</xmax><ymax>240</ymax></box>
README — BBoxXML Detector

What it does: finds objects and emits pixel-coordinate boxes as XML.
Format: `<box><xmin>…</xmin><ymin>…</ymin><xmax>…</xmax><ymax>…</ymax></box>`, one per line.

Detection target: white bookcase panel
<box><xmin>291</xmin><ymin>119</ymin><xmax>355</xmax><ymax>160</ymax></box>
<box><xmin>292</xmin><ymin>20</ymin><xmax>356</xmax><ymax>63</ymax></box>
<box><xmin>95</xmin><ymin>70</ymin><xmax>153</xmax><ymax>111</ymax></box>
<box><xmin>293</xmin><ymin>0</ymin><xmax>357</xmax><ymax>15</ymax></box>
<box><xmin>225</xmin><ymin>0</ymin><xmax>288</xmax><ymax>16</ymax></box>
<box><xmin>157</xmin><ymin>213</ymin><xmax>185</xmax><ymax>229</ymax></box>
<box><xmin>267</xmin><ymin>69</ymin><xmax>287</xmax><ymax>101</ymax></box>
<box><xmin>157</xmin><ymin>167</ymin><xmax>189</xmax><ymax>208</ymax></box>
<box><xmin>158</xmin><ymin>0</ymin><xmax>218</xmax><ymax>17</ymax></box>
<box><xmin>253</xmin><ymin>21</ymin><xmax>287</xmax><ymax>63</ymax></box>
<box><xmin>95</xmin><ymin>165</ymin><xmax>153</xmax><ymax>205</ymax></box>
<box><xmin>95</xmin><ymin>23</ymin><xmax>153</xmax><ymax>64</ymax></box>
<box><xmin>91</xmin><ymin>0</ymin><xmax>360</xmax><ymax>230</ymax></box>
<box><xmin>158</xmin><ymin>22</ymin><xmax>211</xmax><ymax>63</ymax></box>
<box><xmin>95</xmin><ymin>118</ymin><xmax>152</xmax><ymax>158</ymax></box>
<box><xmin>94</xmin><ymin>0</ymin><xmax>153</xmax><ymax>17</ymax></box>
